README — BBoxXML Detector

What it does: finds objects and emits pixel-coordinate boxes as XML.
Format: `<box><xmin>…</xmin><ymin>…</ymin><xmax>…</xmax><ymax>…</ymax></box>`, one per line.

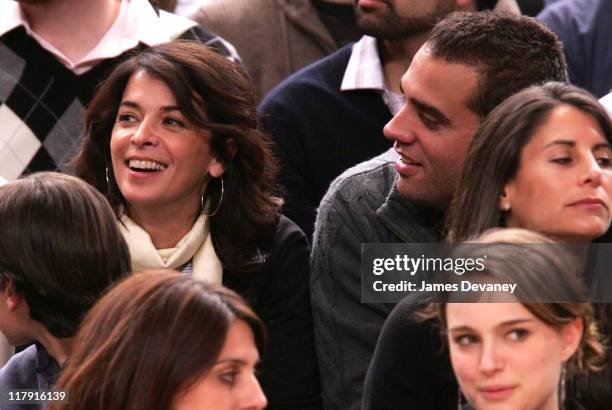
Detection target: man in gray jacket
<box><xmin>311</xmin><ymin>12</ymin><xmax>568</xmax><ymax>410</ymax></box>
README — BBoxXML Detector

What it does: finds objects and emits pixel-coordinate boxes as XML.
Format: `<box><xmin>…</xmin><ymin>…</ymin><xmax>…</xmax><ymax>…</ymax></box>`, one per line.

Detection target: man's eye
<box><xmin>418</xmin><ymin>112</ymin><xmax>440</xmax><ymax>130</ymax></box>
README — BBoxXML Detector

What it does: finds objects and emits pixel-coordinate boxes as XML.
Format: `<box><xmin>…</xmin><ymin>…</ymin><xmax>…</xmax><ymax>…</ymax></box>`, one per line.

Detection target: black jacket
<box><xmin>224</xmin><ymin>215</ymin><xmax>322</xmax><ymax>410</ymax></box>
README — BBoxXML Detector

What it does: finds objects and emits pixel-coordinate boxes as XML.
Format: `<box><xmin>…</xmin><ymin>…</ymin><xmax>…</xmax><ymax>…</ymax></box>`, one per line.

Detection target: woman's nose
<box><xmin>130</xmin><ymin>119</ymin><xmax>159</xmax><ymax>147</ymax></box>
<box><xmin>479</xmin><ymin>341</ymin><xmax>504</xmax><ymax>376</ymax></box>
<box><xmin>242</xmin><ymin>373</ymin><xmax>267</xmax><ymax>410</ymax></box>
<box><xmin>579</xmin><ymin>157</ymin><xmax>603</xmax><ymax>187</ymax></box>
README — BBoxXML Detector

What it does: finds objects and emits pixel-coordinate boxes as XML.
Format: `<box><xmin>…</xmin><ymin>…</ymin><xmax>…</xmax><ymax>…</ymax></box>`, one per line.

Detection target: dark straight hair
<box><xmin>0</xmin><ymin>172</ymin><xmax>131</xmax><ymax>337</ymax></box>
<box><xmin>446</xmin><ymin>82</ymin><xmax>612</xmax><ymax>243</ymax></box>
<box><xmin>51</xmin><ymin>271</ymin><xmax>267</xmax><ymax>410</ymax></box>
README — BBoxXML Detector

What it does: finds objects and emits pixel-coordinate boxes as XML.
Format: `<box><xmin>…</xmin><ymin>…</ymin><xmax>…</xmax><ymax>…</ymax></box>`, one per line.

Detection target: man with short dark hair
<box><xmin>310</xmin><ymin>12</ymin><xmax>567</xmax><ymax>410</ymax></box>
<box><xmin>259</xmin><ymin>0</ymin><xmax>519</xmax><ymax>240</ymax></box>
<box><xmin>0</xmin><ymin>173</ymin><xmax>131</xmax><ymax>406</ymax></box>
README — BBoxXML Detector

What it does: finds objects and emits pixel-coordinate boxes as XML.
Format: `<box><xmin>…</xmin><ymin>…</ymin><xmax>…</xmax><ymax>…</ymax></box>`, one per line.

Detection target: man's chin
<box><xmin>395</xmin><ymin>178</ymin><xmax>446</xmax><ymax>208</ymax></box>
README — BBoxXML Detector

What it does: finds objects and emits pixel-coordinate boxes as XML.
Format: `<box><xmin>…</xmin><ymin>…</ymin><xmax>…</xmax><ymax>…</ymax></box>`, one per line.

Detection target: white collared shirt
<box><xmin>600</xmin><ymin>91</ymin><xmax>612</xmax><ymax>115</ymax></box>
<box><xmin>0</xmin><ymin>0</ymin><xmax>196</xmax><ymax>75</ymax></box>
<box><xmin>340</xmin><ymin>35</ymin><xmax>405</xmax><ymax>116</ymax></box>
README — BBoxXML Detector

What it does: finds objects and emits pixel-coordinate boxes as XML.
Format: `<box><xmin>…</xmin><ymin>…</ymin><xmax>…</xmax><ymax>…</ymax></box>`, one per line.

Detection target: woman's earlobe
<box><xmin>560</xmin><ymin>318</ymin><xmax>583</xmax><ymax>362</ymax></box>
<box><xmin>499</xmin><ymin>192</ymin><xmax>511</xmax><ymax>212</ymax></box>
<box><xmin>208</xmin><ymin>159</ymin><xmax>226</xmax><ymax>178</ymax></box>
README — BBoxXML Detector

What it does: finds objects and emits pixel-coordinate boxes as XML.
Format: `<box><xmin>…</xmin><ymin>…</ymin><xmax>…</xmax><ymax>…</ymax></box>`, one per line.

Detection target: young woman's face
<box><xmin>446</xmin><ymin>303</ymin><xmax>580</xmax><ymax>410</ymax></box>
<box><xmin>172</xmin><ymin>320</ymin><xmax>267</xmax><ymax>410</ymax></box>
<box><xmin>502</xmin><ymin>105</ymin><xmax>612</xmax><ymax>242</ymax></box>
<box><xmin>110</xmin><ymin>70</ymin><xmax>225</xmax><ymax>215</ymax></box>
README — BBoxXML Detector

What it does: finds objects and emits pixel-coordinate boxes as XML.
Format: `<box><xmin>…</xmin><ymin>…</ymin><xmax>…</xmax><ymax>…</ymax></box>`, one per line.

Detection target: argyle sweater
<box><xmin>0</xmin><ymin>24</ymin><xmax>237</xmax><ymax>180</ymax></box>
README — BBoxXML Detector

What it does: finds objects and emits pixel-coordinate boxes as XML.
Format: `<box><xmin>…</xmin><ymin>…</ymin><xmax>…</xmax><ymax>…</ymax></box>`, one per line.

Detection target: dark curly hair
<box><xmin>75</xmin><ymin>40</ymin><xmax>280</xmax><ymax>271</ymax></box>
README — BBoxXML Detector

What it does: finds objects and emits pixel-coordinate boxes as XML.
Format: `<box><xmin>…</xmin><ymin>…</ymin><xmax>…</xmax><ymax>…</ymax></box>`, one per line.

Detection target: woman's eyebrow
<box><xmin>118</xmin><ymin>100</ymin><xmax>140</xmax><ymax>109</ymax></box>
<box><xmin>213</xmin><ymin>358</ymin><xmax>247</xmax><ymax>366</ymax></box>
<box><xmin>543</xmin><ymin>139</ymin><xmax>575</xmax><ymax>149</ymax></box>
<box><xmin>118</xmin><ymin>101</ymin><xmax>180</xmax><ymax>113</ymax></box>
<box><xmin>593</xmin><ymin>142</ymin><xmax>612</xmax><ymax>150</ymax></box>
<box><xmin>449</xmin><ymin>318</ymin><xmax>533</xmax><ymax>333</ymax></box>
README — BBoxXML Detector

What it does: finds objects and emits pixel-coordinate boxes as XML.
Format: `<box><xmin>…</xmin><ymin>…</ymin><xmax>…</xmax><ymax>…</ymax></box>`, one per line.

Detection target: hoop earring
<box><xmin>203</xmin><ymin>177</ymin><xmax>224</xmax><ymax>217</ymax></box>
<box><xmin>559</xmin><ymin>364</ymin><xmax>567</xmax><ymax>409</ymax></box>
<box><xmin>457</xmin><ymin>387</ymin><xmax>463</xmax><ymax>410</ymax></box>
<box><xmin>105</xmin><ymin>167</ymin><xmax>112</xmax><ymax>194</ymax></box>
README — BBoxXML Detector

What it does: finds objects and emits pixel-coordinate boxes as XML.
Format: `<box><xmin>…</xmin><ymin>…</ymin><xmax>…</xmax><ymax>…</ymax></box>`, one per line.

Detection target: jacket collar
<box><xmin>277</xmin><ymin>0</ymin><xmax>336</xmax><ymax>52</ymax></box>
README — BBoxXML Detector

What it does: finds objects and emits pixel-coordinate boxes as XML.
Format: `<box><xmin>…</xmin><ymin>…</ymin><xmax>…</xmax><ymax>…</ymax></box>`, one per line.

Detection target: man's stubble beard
<box><xmin>355</xmin><ymin>0</ymin><xmax>456</xmax><ymax>40</ymax></box>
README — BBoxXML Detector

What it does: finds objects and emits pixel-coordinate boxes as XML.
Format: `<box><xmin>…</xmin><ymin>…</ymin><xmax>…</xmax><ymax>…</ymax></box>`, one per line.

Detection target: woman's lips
<box><xmin>478</xmin><ymin>385</ymin><xmax>517</xmax><ymax>401</ymax></box>
<box><xmin>568</xmin><ymin>198</ymin><xmax>607</xmax><ymax>210</ymax></box>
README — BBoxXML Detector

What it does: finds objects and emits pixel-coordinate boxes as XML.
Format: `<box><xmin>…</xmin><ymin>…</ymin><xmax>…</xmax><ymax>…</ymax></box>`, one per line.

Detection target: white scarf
<box><xmin>119</xmin><ymin>213</ymin><xmax>223</xmax><ymax>284</ymax></box>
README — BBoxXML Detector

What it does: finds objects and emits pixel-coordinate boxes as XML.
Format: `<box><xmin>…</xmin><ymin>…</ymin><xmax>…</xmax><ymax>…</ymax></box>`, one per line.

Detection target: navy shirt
<box><xmin>0</xmin><ymin>343</ymin><xmax>61</xmax><ymax>410</ymax></box>
<box><xmin>538</xmin><ymin>0</ymin><xmax>612</xmax><ymax>97</ymax></box>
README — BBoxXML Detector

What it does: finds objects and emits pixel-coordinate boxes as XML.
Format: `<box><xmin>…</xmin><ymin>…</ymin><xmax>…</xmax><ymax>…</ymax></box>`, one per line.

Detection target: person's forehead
<box><xmin>401</xmin><ymin>47</ymin><xmax>479</xmax><ymax>110</ymax></box>
<box><xmin>446</xmin><ymin>303</ymin><xmax>534</xmax><ymax>329</ymax></box>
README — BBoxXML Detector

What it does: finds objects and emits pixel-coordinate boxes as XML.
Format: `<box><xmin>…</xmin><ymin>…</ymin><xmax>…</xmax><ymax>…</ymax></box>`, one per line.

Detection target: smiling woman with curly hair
<box><xmin>74</xmin><ymin>40</ymin><xmax>321</xmax><ymax>409</ymax></box>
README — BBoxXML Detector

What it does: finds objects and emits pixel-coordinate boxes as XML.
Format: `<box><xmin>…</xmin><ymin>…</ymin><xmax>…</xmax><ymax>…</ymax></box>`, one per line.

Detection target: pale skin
<box><xmin>18</xmin><ymin>0</ymin><xmax>120</xmax><ymax>64</ymax></box>
<box><xmin>446</xmin><ymin>303</ymin><xmax>582</xmax><ymax>410</ymax></box>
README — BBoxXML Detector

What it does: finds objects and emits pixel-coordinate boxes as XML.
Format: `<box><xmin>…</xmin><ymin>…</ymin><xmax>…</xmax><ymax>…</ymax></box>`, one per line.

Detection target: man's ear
<box><xmin>455</xmin><ymin>0</ymin><xmax>478</xmax><ymax>11</ymax></box>
<box><xmin>1</xmin><ymin>278</ymin><xmax>22</xmax><ymax>313</ymax></box>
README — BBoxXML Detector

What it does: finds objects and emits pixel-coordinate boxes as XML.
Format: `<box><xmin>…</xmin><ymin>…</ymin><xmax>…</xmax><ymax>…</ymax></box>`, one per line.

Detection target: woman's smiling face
<box><xmin>110</xmin><ymin>70</ymin><xmax>225</xmax><ymax>215</ymax></box>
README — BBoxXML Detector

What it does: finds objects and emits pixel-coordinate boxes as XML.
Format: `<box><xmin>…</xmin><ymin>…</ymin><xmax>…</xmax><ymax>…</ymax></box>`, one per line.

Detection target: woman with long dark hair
<box><xmin>75</xmin><ymin>40</ymin><xmax>320</xmax><ymax>408</ymax></box>
<box><xmin>50</xmin><ymin>271</ymin><xmax>267</xmax><ymax>410</ymax></box>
